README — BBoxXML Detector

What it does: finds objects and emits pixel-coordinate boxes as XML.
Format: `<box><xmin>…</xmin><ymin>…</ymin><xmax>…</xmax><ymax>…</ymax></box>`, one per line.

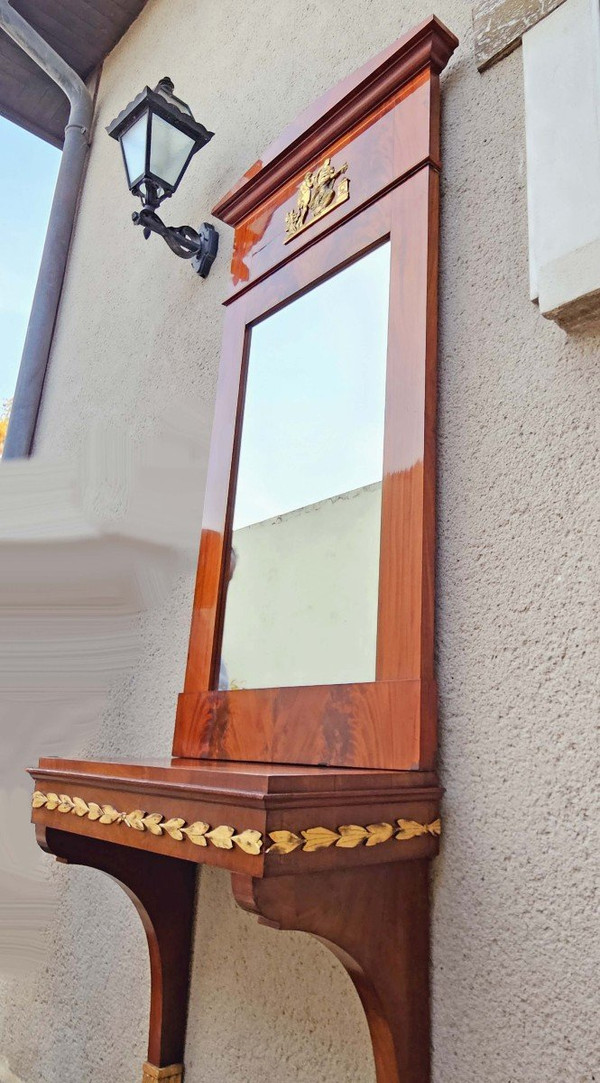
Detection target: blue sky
<box><xmin>0</xmin><ymin>117</ymin><xmax>60</xmax><ymax>404</ymax></box>
<box><xmin>233</xmin><ymin>241</ymin><xmax>391</xmax><ymax>529</ymax></box>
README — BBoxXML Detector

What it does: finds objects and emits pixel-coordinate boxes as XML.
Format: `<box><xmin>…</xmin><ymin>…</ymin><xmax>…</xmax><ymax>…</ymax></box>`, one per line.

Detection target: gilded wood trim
<box><xmin>268</xmin><ymin>818</ymin><xmax>441</xmax><ymax>854</ymax></box>
<box><xmin>32</xmin><ymin>792</ymin><xmax>440</xmax><ymax>857</ymax></box>
<box><xmin>31</xmin><ymin>792</ymin><xmax>263</xmax><ymax>855</ymax></box>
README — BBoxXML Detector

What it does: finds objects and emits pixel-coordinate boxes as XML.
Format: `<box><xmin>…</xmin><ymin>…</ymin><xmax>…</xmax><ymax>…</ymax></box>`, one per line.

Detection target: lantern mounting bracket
<box><xmin>132</xmin><ymin>207</ymin><xmax>219</xmax><ymax>278</ymax></box>
<box><xmin>107</xmin><ymin>76</ymin><xmax>218</xmax><ymax>278</ymax></box>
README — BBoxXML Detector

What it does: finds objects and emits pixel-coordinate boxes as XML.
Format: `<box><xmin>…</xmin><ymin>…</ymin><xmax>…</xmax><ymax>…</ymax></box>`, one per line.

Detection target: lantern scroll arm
<box><xmin>132</xmin><ymin>207</ymin><xmax>219</xmax><ymax>277</ymax></box>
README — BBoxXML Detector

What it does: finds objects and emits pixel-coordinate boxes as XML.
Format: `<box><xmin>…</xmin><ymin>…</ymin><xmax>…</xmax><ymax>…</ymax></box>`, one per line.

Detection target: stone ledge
<box><xmin>542</xmin><ymin>288</ymin><xmax>600</xmax><ymax>334</ymax></box>
<box><xmin>538</xmin><ymin>229</ymin><xmax>600</xmax><ymax>334</ymax></box>
<box><xmin>473</xmin><ymin>0</ymin><xmax>568</xmax><ymax>70</ymax></box>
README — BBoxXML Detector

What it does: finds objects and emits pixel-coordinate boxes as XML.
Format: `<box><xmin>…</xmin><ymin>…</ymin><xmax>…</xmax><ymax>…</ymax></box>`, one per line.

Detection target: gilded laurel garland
<box><xmin>267</xmin><ymin>818</ymin><xmax>441</xmax><ymax>854</ymax></box>
<box><xmin>31</xmin><ymin>791</ymin><xmax>263</xmax><ymax>855</ymax></box>
<box><xmin>32</xmin><ymin>792</ymin><xmax>440</xmax><ymax>857</ymax></box>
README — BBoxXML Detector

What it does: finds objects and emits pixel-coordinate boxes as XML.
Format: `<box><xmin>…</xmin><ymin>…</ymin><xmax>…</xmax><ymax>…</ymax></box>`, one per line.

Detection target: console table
<box><xmin>30</xmin><ymin>17</ymin><xmax>458</xmax><ymax>1082</ymax></box>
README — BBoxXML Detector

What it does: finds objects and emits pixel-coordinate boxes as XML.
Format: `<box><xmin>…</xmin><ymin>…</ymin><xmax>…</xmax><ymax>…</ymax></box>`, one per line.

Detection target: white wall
<box><xmin>523</xmin><ymin>0</ymin><xmax>600</xmax><ymax>326</ymax></box>
<box><xmin>0</xmin><ymin>1</ymin><xmax>598</xmax><ymax>1081</ymax></box>
<box><xmin>222</xmin><ymin>484</ymin><xmax>382</xmax><ymax>689</ymax></box>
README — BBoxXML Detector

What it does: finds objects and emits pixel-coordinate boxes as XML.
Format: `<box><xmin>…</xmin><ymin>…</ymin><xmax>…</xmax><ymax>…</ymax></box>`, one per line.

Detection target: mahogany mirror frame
<box><xmin>175</xmin><ymin>17</ymin><xmax>458</xmax><ymax>772</ymax></box>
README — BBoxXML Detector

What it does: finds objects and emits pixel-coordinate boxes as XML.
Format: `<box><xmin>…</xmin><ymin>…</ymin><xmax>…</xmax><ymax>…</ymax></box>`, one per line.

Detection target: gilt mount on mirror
<box><xmin>30</xmin><ymin>16</ymin><xmax>458</xmax><ymax>1083</ymax></box>
<box><xmin>284</xmin><ymin>156</ymin><xmax>350</xmax><ymax>240</ymax></box>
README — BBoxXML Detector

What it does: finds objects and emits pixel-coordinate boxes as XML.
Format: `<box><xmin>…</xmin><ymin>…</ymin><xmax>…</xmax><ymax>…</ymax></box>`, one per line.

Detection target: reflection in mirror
<box><xmin>219</xmin><ymin>241</ymin><xmax>391</xmax><ymax>690</ymax></box>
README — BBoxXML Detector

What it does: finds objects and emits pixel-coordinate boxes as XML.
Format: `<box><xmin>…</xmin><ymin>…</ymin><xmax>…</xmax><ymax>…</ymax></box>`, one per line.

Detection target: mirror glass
<box><xmin>219</xmin><ymin>241</ymin><xmax>390</xmax><ymax>690</ymax></box>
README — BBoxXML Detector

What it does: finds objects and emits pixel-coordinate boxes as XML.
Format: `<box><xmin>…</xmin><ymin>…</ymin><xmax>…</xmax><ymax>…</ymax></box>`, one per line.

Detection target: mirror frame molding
<box><xmin>174</xmin><ymin>16</ymin><xmax>458</xmax><ymax>771</ymax></box>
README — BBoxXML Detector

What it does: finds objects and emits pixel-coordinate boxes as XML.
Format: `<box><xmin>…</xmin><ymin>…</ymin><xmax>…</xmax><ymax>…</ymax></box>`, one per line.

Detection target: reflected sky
<box><xmin>233</xmin><ymin>241</ymin><xmax>391</xmax><ymax>529</ymax></box>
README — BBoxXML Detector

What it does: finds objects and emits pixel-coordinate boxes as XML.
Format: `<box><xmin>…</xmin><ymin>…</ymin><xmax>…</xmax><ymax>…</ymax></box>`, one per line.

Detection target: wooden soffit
<box><xmin>0</xmin><ymin>0</ymin><xmax>150</xmax><ymax>146</ymax></box>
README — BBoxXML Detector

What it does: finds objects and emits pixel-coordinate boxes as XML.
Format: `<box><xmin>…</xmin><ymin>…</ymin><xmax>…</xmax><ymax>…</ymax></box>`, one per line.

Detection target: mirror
<box><xmin>219</xmin><ymin>241</ymin><xmax>391</xmax><ymax>690</ymax></box>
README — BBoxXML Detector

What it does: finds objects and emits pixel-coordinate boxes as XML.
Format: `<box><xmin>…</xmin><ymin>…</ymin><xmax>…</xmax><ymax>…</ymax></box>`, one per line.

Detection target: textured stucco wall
<box><xmin>1</xmin><ymin>0</ymin><xmax>598</xmax><ymax>1081</ymax></box>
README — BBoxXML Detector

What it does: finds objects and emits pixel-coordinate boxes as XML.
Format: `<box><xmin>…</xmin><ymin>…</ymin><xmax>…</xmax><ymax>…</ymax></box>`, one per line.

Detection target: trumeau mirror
<box><xmin>220</xmin><ymin>241</ymin><xmax>391</xmax><ymax>690</ymax></box>
<box><xmin>173</xmin><ymin>15</ymin><xmax>459</xmax><ymax>774</ymax></box>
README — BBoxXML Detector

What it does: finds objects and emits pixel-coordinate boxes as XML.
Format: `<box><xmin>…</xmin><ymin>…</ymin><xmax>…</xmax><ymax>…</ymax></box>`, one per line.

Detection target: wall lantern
<box><xmin>107</xmin><ymin>77</ymin><xmax>218</xmax><ymax>278</ymax></box>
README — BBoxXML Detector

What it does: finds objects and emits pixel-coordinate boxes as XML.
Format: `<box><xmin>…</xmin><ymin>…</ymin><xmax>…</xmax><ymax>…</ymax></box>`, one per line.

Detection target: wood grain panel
<box><xmin>174</xmin><ymin>679</ymin><xmax>436</xmax><ymax>770</ymax></box>
<box><xmin>227</xmin><ymin>73</ymin><xmax>434</xmax><ymax>294</ymax></box>
<box><xmin>234</xmin><ymin>862</ymin><xmax>432</xmax><ymax>1083</ymax></box>
<box><xmin>376</xmin><ymin>168</ymin><xmax>439</xmax><ymax>682</ymax></box>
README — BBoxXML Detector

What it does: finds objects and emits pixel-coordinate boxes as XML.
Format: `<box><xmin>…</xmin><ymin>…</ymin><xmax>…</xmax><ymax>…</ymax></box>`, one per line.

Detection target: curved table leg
<box><xmin>232</xmin><ymin>861</ymin><xmax>431</xmax><ymax>1083</ymax></box>
<box><xmin>38</xmin><ymin>827</ymin><xmax>197</xmax><ymax>1083</ymax></box>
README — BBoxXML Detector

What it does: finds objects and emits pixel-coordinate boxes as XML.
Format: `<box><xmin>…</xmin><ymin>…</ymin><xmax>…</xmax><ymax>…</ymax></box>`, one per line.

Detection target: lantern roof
<box><xmin>106</xmin><ymin>78</ymin><xmax>213</xmax><ymax>146</ymax></box>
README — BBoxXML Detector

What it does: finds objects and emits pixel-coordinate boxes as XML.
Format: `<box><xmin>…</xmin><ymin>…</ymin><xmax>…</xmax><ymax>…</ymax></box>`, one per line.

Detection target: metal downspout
<box><xmin>0</xmin><ymin>0</ymin><xmax>94</xmax><ymax>458</ymax></box>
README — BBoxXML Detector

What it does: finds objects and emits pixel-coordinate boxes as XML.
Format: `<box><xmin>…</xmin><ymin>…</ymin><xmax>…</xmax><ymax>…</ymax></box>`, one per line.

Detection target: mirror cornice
<box><xmin>213</xmin><ymin>15</ymin><xmax>458</xmax><ymax>228</ymax></box>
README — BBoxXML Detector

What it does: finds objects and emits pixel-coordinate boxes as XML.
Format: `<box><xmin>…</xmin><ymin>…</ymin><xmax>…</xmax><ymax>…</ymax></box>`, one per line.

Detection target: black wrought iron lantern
<box><xmin>107</xmin><ymin>77</ymin><xmax>218</xmax><ymax>277</ymax></box>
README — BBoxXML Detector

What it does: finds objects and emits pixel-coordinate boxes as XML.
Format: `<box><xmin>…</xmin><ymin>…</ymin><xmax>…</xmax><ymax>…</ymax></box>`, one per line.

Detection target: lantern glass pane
<box><xmin>150</xmin><ymin>114</ymin><xmax>195</xmax><ymax>187</ymax></box>
<box><xmin>120</xmin><ymin>111</ymin><xmax>148</xmax><ymax>186</ymax></box>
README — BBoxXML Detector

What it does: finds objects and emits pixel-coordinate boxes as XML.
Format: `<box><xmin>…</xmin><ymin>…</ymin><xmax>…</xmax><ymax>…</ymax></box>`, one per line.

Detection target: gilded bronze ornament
<box><xmin>32</xmin><ymin>792</ymin><xmax>440</xmax><ymax>858</ymax></box>
<box><xmin>31</xmin><ymin>791</ymin><xmax>263</xmax><ymax>855</ymax></box>
<box><xmin>267</xmin><ymin>819</ymin><xmax>441</xmax><ymax>854</ymax></box>
<box><xmin>284</xmin><ymin>156</ymin><xmax>350</xmax><ymax>241</ymax></box>
<box><xmin>142</xmin><ymin>1064</ymin><xmax>184</xmax><ymax>1083</ymax></box>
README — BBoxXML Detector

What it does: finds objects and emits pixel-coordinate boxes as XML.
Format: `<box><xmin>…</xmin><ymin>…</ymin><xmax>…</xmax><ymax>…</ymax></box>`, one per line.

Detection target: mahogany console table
<box><xmin>30</xmin><ymin>17</ymin><xmax>458</xmax><ymax>1083</ymax></box>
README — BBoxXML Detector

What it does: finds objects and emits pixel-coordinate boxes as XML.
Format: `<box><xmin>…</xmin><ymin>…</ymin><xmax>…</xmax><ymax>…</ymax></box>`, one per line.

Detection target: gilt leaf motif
<box><xmin>301</xmin><ymin>827</ymin><xmax>341</xmax><ymax>852</ymax></box>
<box><xmin>182</xmin><ymin>821</ymin><xmax>209</xmax><ymax>846</ymax></box>
<box><xmin>206</xmin><ymin>825</ymin><xmax>235</xmax><ymax>850</ymax></box>
<box><xmin>365</xmin><ymin>822</ymin><xmax>395</xmax><ymax>847</ymax></box>
<box><xmin>124</xmin><ymin>809</ymin><xmax>145</xmax><ymax>831</ymax></box>
<box><xmin>163</xmin><ymin>818</ymin><xmax>186</xmax><ymax>841</ymax></box>
<box><xmin>267</xmin><ymin>831</ymin><xmax>303</xmax><ymax>855</ymax></box>
<box><xmin>72</xmin><ymin>796</ymin><xmax>89</xmax><ymax>817</ymax></box>
<box><xmin>232</xmin><ymin>829</ymin><xmax>263</xmax><ymax>856</ymax></box>
<box><xmin>336</xmin><ymin>824</ymin><xmax>370</xmax><ymax>848</ymax></box>
<box><xmin>142</xmin><ymin>813</ymin><xmax>165</xmax><ymax>836</ymax></box>
<box><xmin>395</xmin><ymin>818</ymin><xmax>441</xmax><ymax>840</ymax></box>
